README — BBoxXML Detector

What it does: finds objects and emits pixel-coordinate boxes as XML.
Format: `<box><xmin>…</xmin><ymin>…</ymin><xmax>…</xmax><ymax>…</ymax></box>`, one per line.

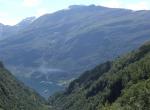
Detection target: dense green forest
<box><xmin>0</xmin><ymin>62</ymin><xmax>49</xmax><ymax>110</ymax></box>
<box><xmin>49</xmin><ymin>41</ymin><xmax>150</xmax><ymax>110</ymax></box>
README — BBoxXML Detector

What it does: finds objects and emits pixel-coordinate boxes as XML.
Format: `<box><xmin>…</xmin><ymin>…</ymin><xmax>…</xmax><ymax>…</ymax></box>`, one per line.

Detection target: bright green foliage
<box><xmin>49</xmin><ymin>41</ymin><xmax>150</xmax><ymax>110</ymax></box>
<box><xmin>102</xmin><ymin>79</ymin><xmax>150</xmax><ymax>110</ymax></box>
<box><xmin>0</xmin><ymin>62</ymin><xmax>49</xmax><ymax>110</ymax></box>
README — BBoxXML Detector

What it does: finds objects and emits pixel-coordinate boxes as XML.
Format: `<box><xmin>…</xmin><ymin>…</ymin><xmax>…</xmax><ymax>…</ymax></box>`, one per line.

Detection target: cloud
<box><xmin>100</xmin><ymin>0</ymin><xmax>123</xmax><ymax>8</ymax></box>
<box><xmin>0</xmin><ymin>18</ymin><xmax>18</xmax><ymax>25</ymax></box>
<box><xmin>0</xmin><ymin>12</ymin><xmax>18</xmax><ymax>25</ymax></box>
<box><xmin>36</xmin><ymin>8</ymin><xmax>48</xmax><ymax>17</ymax></box>
<box><xmin>23</xmin><ymin>0</ymin><xmax>40</xmax><ymax>7</ymax></box>
<box><xmin>126</xmin><ymin>1</ymin><xmax>150</xmax><ymax>10</ymax></box>
<box><xmin>36</xmin><ymin>8</ymin><xmax>57</xmax><ymax>17</ymax></box>
<box><xmin>0</xmin><ymin>12</ymin><xmax>7</xmax><ymax>18</ymax></box>
<box><xmin>100</xmin><ymin>0</ymin><xmax>150</xmax><ymax>10</ymax></box>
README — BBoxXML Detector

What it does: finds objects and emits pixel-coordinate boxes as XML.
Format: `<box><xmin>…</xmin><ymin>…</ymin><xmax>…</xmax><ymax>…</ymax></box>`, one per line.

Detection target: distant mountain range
<box><xmin>0</xmin><ymin>5</ymin><xmax>150</xmax><ymax>97</ymax></box>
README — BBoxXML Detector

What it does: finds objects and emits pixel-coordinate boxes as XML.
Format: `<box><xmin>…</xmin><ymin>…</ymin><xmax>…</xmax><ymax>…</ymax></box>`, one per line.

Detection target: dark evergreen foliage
<box><xmin>0</xmin><ymin>64</ymin><xmax>49</xmax><ymax>110</ymax></box>
<box><xmin>49</xmin><ymin>41</ymin><xmax>150</xmax><ymax>110</ymax></box>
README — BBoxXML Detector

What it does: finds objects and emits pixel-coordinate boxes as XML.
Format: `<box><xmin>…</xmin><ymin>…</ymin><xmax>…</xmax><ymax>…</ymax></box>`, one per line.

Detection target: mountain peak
<box><xmin>0</xmin><ymin>23</ymin><xmax>4</xmax><ymax>26</ymax></box>
<box><xmin>17</xmin><ymin>16</ymin><xmax>36</xmax><ymax>27</ymax></box>
<box><xmin>22</xmin><ymin>16</ymin><xmax>36</xmax><ymax>22</ymax></box>
<box><xmin>68</xmin><ymin>4</ymin><xmax>107</xmax><ymax>10</ymax></box>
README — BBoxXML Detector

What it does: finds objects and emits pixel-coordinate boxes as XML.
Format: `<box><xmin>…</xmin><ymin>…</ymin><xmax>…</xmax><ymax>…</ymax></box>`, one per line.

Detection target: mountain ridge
<box><xmin>0</xmin><ymin>5</ymin><xmax>150</xmax><ymax>97</ymax></box>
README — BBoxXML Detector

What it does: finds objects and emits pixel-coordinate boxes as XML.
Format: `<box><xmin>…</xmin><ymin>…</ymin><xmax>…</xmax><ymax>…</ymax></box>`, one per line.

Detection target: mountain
<box><xmin>0</xmin><ymin>62</ymin><xmax>49</xmax><ymax>110</ymax></box>
<box><xmin>0</xmin><ymin>17</ymin><xmax>35</xmax><ymax>40</ymax></box>
<box><xmin>49</xmin><ymin>41</ymin><xmax>150</xmax><ymax>110</ymax></box>
<box><xmin>16</xmin><ymin>17</ymin><xmax>36</xmax><ymax>28</ymax></box>
<box><xmin>0</xmin><ymin>5</ymin><xmax>150</xmax><ymax>97</ymax></box>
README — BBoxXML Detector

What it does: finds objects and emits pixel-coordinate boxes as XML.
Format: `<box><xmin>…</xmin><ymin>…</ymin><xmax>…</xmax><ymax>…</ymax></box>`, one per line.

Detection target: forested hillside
<box><xmin>0</xmin><ymin>62</ymin><xmax>49</xmax><ymax>110</ymax></box>
<box><xmin>49</xmin><ymin>41</ymin><xmax>150</xmax><ymax>110</ymax></box>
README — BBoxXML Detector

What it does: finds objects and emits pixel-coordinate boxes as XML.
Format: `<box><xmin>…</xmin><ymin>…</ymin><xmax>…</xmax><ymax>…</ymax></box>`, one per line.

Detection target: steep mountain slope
<box><xmin>0</xmin><ymin>62</ymin><xmax>49</xmax><ymax>110</ymax></box>
<box><xmin>49</xmin><ymin>41</ymin><xmax>150</xmax><ymax>110</ymax></box>
<box><xmin>0</xmin><ymin>5</ymin><xmax>150</xmax><ymax>97</ymax></box>
<box><xmin>0</xmin><ymin>17</ymin><xmax>35</xmax><ymax>40</ymax></box>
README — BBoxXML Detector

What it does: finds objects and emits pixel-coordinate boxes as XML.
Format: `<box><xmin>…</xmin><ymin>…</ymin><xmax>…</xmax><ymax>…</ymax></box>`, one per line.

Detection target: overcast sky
<box><xmin>0</xmin><ymin>0</ymin><xmax>150</xmax><ymax>25</ymax></box>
